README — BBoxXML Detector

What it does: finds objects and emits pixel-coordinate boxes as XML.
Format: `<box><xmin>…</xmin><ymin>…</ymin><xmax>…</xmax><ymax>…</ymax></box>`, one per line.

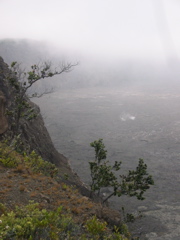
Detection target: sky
<box><xmin>0</xmin><ymin>0</ymin><xmax>180</xmax><ymax>62</ymax></box>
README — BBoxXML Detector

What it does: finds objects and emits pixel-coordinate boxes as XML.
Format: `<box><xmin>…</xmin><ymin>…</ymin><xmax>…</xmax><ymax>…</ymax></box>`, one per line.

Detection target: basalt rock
<box><xmin>0</xmin><ymin>57</ymin><xmax>9</xmax><ymax>134</ymax></box>
<box><xmin>0</xmin><ymin>91</ymin><xmax>8</xmax><ymax>134</ymax></box>
<box><xmin>0</xmin><ymin>57</ymin><xmax>104</xmax><ymax>201</ymax></box>
<box><xmin>0</xmin><ymin>56</ymin><xmax>80</xmax><ymax>183</ymax></box>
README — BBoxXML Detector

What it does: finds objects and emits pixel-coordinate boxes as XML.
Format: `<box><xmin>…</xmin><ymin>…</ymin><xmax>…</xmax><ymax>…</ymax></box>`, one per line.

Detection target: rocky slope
<box><xmin>0</xmin><ymin>57</ymin><xmax>130</xmax><ymax>239</ymax></box>
<box><xmin>0</xmin><ymin>56</ymin><xmax>78</xmax><ymax>181</ymax></box>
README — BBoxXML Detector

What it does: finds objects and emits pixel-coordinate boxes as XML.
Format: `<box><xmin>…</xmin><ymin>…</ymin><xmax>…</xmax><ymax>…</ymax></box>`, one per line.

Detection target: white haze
<box><xmin>0</xmin><ymin>0</ymin><xmax>180</xmax><ymax>61</ymax></box>
<box><xmin>1</xmin><ymin>0</ymin><xmax>180</xmax><ymax>90</ymax></box>
<box><xmin>1</xmin><ymin>2</ymin><xmax>180</xmax><ymax>236</ymax></box>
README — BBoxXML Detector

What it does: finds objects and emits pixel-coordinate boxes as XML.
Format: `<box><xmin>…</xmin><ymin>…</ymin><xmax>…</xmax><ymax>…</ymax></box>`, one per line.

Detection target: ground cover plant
<box><xmin>0</xmin><ymin>142</ymin><xmax>130</xmax><ymax>240</ymax></box>
<box><xmin>0</xmin><ymin>201</ymin><xmax>130</xmax><ymax>240</ymax></box>
<box><xmin>0</xmin><ymin>142</ymin><xmax>58</xmax><ymax>177</ymax></box>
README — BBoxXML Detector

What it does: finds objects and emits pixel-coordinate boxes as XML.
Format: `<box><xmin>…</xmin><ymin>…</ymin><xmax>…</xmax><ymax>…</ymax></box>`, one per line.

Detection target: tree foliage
<box><xmin>5</xmin><ymin>61</ymin><xmax>78</xmax><ymax>134</ymax></box>
<box><xmin>89</xmin><ymin>139</ymin><xmax>154</xmax><ymax>204</ymax></box>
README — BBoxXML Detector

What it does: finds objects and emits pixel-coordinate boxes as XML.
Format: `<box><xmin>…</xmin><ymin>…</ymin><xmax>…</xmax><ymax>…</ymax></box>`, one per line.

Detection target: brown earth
<box><xmin>0</xmin><ymin>162</ymin><xmax>121</xmax><ymax>229</ymax></box>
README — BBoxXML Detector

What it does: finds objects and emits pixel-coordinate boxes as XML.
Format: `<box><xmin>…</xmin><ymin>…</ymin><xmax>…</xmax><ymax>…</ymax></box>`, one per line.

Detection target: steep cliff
<box><xmin>0</xmin><ymin>57</ymin><xmax>134</xmax><ymax>240</ymax></box>
<box><xmin>0</xmin><ymin>58</ymin><xmax>8</xmax><ymax>134</ymax></box>
<box><xmin>0</xmin><ymin>56</ymin><xmax>81</xmax><ymax>183</ymax></box>
<box><xmin>0</xmin><ymin>91</ymin><xmax>8</xmax><ymax>134</ymax></box>
<box><xmin>0</xmin><ymin>57</ymin><xmax>127</xmax><ymax>239</ymax></box>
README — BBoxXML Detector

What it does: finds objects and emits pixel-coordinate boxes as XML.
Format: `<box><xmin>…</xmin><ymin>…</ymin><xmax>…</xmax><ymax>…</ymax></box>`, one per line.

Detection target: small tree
<box><xmin>89</xmin><ymin>139</ymin><xmax>121</xmax><ymax>196</ymax></box>
<box><xmin>5</xmin><ymin>61</ymin><xmax>77</xmax><ymax>134</ymax></box>
<box><xmin>89</xmin><ymin>139</ymin><xmax>154</xmax><ymax>204</ymax></box>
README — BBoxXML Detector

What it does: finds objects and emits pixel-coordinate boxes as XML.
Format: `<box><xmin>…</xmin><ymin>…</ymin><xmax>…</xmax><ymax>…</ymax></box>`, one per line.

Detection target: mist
<box><xmin>1</xmin><ymin>0</ymin><xmax>180</xmax><ymax>59</ymax></box>
<box><xmin>1</xmin><ymin>1</ymin><xmax>180</xmax><ymax>238</ymax></box>
<box><xmin>1</xmin><ymin>0</ymin><xmax>180</xmax><ymax>92</ymax></box>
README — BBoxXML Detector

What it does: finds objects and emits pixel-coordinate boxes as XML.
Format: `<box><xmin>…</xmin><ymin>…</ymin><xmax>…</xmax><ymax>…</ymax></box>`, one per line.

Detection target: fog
<box><xmin>1</xmin><ymin>0</ymin><xmax>180</xmax><ymax>92</ymax></box>
<box><xmin>33</xmin><ymin>86</ymin><xmax>180</xmax><ymax>239</ymax></box>
<box><xmin>1</xmin><ymin>0</ymin><xmax>180</xmax><ymax>60</ymax></box>
<box><xmin>1</xmin><ymin>0</ymin><xmax>180</xmax><ymax>90</ymax></box>
<box><xmin>1</xmin><ymin>1</ymin><xmax>180</xmax><ymax>239</ymax></box>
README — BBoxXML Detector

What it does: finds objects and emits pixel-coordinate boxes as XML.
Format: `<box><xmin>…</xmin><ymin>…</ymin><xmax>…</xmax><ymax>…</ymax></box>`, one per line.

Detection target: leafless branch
<box><xmin>29</xmin><ymin>87</ymin><xmax>54</xmax><ymax>98</ymax></box>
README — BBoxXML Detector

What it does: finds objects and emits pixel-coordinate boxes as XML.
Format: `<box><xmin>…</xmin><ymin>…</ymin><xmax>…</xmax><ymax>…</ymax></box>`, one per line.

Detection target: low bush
<box><xmin>0</xmin><ymin>201</ymin><xmax>129</xmax><ymax>240</ymax></box>
<box><xmin>0</xmin><ymin>143</ymin><xmax>58</xmax><ymax>178</ymax></box>
<box><xmin>24</xmin><ymin>151</ymin><xmax>58</xmax><ymax>178</ymax></box>
<box><xmin>0</xmin><ymin>201</ymin><xmax>78</xmax><ymax>240</ymax></box>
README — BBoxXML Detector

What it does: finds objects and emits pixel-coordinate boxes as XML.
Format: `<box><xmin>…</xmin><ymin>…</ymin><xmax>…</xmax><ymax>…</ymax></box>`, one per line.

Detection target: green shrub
<box><xmin>0</xmin><ymin>143</ymin><xmax>58</xmax><ymax>178</ymax></box>
<box><xmin>85</xmin><ymin>216</ymin><xmax>129</xmax><ymax>240</ymax></box>
<box><xmin>85</xmin><ymin>215</ymin><xmax>107</xmax><ymax>237</ymax></box>
<box><xmin>24</xmin><ymin>151</ymin><xmax>58</xmax><ymax>178</ymax></box>
<box><xmin>0</xmin><ymin>143</ymin><xmax>21</xmax><ymax>167</ymax></box>
<box><xmin>89</xmin><ymin>139</ymin><xmax>154</xmax><ymax>203</ymax></box>
<box><xmin>0</xmin><ymin>201</ymin><xmax>129</xmax><ymax>240</ymax></box>
<box><xmin>0</xmin><ymin>201</ymin><xmax>79</xmax><ymax>240</ymax></box>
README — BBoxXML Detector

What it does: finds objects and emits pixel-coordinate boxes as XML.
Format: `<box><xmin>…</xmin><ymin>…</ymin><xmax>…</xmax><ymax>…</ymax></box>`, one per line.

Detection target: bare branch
<box><xmin>29</xmin><ymin>87</ymin><xmax>54</xmax><ymax>98</ymax></box>
<box><xmin>6</xmin><ymin>60</ymin><xmax>78</xmax><ymax>134</ymax></box>
<box><xmin>24</xmin><ymin>61</ymin><xmax>78</xmax><ymax>94</ymax></box>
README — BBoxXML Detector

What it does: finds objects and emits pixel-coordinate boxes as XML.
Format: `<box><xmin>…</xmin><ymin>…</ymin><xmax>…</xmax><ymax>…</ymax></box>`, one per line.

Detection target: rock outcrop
<box><xmin>0</xmin><ymin>57</ymin><xmax>9</xmax><ymax>134</ymax></box>
<box><xmin>0</xmin><ymin>56</ymin><xmax>80</xmax><ymax>184</ymax></box>
<box><xmin>0</xmin><ymin>91</ymin><xmax>8</xmax><ymax>134</ymax></box>
<box><xmin>0</xmin><ymin>56</ymin><xmax>123</xmax><ymax>230</ymax></box>
<box><xmin>0</xmin><ymin>56</ymin><xmax>103</xmax><ymax>200</ymax></box>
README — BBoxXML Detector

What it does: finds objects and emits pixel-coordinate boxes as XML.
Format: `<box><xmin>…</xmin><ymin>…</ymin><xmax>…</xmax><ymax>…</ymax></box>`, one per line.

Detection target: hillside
<box><xmin>0</xmin><ymin>57</ymin><xmax>131</xmax><ymax>239</ymax></box>
<box><xmin>0</xmin><ymin>143</ymin><xmax>129</xmax><ymax>239</ymax></box>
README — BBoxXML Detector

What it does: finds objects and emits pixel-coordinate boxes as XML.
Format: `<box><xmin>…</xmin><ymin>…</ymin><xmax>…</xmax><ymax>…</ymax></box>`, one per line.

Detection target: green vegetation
<box><xmin>0</xmin><ymin>59</ymin><xmax>153</xmax><ymax>239</ymax></box>
<box><xmin>0</xmin><ymin>202</ymin><xmax>77</xmax><ymax>240</ymax></box>
<box><xmin>0</xmin><ymin>142</ymin><xmax>130</xmax><ymax>239</ymax></box>
<box><xmin>0</xmin><ymin>201</ymin><xmax>130</xmax><ymax>240</ymax></box>
<box><xmin>0</xmin><ymin>142</ymin><xmax>58</xmax><ymax>178</ymax></box>
<box><xmin>85</xmin><ymin>216</ymin><xmax>130</xmax><ymax>240</ymax></box>
<box><xmin>24</xmin><ymin>151</ymin><xmax>58</xmax><ymax>178</ymax></box>
<box><xmin>89</xmin><ymin>139</ymin><xmax>154</xmax><ymax>203</ymax></box>
<box><xmin>85</xmin><ymin>215</ymin><xmax>107</xmax><ymax>237</ymax></box>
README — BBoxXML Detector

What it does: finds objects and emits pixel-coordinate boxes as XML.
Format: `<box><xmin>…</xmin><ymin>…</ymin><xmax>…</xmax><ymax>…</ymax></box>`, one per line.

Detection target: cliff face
<box><xmin>0</xmin><ymin>57</ymin><xmax>123</xmax><ymax>234</ymax></box>
<box><xmin>0</xmin><ymin>58</ymin><xmax>8</xmax><ymax>134</ymax></box>
<box><xmin>0</xmin><ymin>56</ymin><xmax>79</xmax><ymax>182</ymax></box>
<box><xmin>0</xmin><ymin>56</ymin><xmax>98</xmax><ymax>198</ymax></box>
<box><xmin>0</xmin><ymin>91</ymin><xmax>8</xmax><ymax>134</ymax></box>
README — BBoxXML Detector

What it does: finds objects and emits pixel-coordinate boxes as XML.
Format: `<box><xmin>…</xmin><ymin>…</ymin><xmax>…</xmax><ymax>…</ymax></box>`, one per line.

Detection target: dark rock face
<box><xmin>19</xmin><ymin>104</ymin><xmax>68</xmax><ymax>167</ymax></box>
<box><xmin>0</xmin><ymin>56</ymin><xmax>88</xmax><ymax>190</ymax></box>
<box><xmin>0</xmin><ymin>57</ymin><xmax>9</xmax><ymax>134</ymax></box>
<box><xmin>0</xmin><ymin>56</ymin><xmax>70</xmax><ymax>169</ymax></box>
<box><xmin>0</xmin><ymin>57</ymin><xmax>115</xmax><ymax>221</ymax></box>
<box><xmin>0</xmin><ymin>91</ymin><xmax>8</xmax><ymax>134</ymax></box>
